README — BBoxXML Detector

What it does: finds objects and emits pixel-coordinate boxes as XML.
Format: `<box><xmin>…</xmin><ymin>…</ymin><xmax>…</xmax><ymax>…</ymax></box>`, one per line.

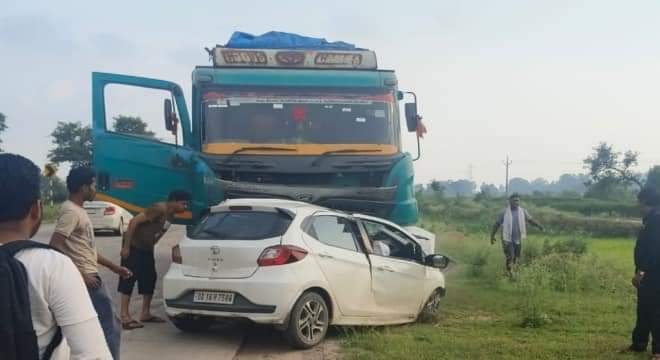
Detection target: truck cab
<box><xmin>92</xmin><ymin>43</ymin><xmax>424</xmax><ymax>225</ymax></box>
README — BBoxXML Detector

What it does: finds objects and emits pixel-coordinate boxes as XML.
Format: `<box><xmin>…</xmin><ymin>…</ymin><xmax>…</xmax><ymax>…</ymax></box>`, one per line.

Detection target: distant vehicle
<box><xmin>163</xmin><ymin>198</ymin><xmax>449</xmax><ymax>349</ymax></box>
<box><xmin>84</xmin><ymin>201</ymin><xmax>133</xmax><ymax>236</ymax></box>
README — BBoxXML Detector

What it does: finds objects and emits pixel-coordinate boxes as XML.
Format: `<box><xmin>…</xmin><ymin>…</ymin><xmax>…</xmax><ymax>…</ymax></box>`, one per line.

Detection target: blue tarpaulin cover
<box><xmin>225</xmin><ymin>31</ymin><xmax>359</xmax><ymax>50</ymax></box>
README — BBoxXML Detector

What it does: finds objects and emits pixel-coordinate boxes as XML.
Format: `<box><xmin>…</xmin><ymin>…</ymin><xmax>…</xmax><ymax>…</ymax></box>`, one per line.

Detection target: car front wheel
<box><xmin>418</xmin><ymin>288</ymin><xmax>443</xmax><ymax>323</ymax></box>
<box><xmin>284</xmin><ymin>292</ymin><xmax>329</xmax><ymax>349</ymax></box>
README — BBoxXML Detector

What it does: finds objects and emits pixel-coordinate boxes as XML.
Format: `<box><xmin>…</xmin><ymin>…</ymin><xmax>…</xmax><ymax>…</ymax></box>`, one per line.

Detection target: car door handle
<box><xmin>376</xmin><ymin>266</ymin><xmax>395</xmax><ymax>272</ymax></box>
<box><xmin>318</xmin><ymin>253</ymin><xmax>335</xmax><ymax>259</ymax></box>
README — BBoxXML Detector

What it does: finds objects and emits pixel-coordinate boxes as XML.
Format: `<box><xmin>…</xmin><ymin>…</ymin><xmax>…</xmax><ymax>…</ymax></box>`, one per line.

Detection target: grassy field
<box><xmin>342</xmin><ymin>198</ymin><xmax>645</xmax><ymax>360</ymax></box>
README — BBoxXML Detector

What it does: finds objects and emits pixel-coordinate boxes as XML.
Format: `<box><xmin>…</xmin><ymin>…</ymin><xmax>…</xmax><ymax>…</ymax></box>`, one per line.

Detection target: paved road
<box><xmin>33</xmin><ymin>224</ymin><xmax>341</xmax><ymax>360</ymax></box>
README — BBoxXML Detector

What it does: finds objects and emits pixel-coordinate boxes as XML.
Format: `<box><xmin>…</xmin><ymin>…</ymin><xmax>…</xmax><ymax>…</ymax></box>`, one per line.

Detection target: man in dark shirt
<box><xmin>117</xmin><ymin>190</ymin><xmax>190</xmax><ymax>329</ymax></box>
<box><xmin>628</xmin><ymin>187</ymin><xmax>660</xmax><ymax>357</ymax></box>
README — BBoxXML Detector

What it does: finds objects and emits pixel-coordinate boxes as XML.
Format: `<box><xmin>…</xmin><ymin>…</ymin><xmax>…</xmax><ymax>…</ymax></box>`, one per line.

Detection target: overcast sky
<box><xmin>2</xmin><ymin>0</ymin><xmax>659</xmax><ymax>185</ymax></box>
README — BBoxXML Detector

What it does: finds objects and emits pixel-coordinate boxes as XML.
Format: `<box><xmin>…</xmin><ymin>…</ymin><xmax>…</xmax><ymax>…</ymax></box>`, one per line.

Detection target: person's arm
<box><xmin>491</xmin><ymin>211</ymin><xmax>504</xmax><ymax>243</ymax></box>
<box><xmin>525</xmin><ymin>210</ymin><xmax>544</xmax><ymax>231</ymax></box>
<box><xmin>528</xmin><ymin>218</ymin><xmax>545</xmax><ymax>231</ymax></box>
<box><xmin>490</xmin><ymin>222</ymin><xmax>501</xmax><ymax>244</ymax></box>
<box><xmin>62</xmin><ymin>319</ymin><xmax>113</xmax><ymax>360</ymax></box>
<box><xmin>638</xmin><ymin>219</ymin><xmax>660</xmax><ymax>274</ymax></box>
<box><xmin>48</xmin><ymin>232</ymin><xmax>67</xmax><ymax>252</ymax></box>
<box><xmin>48</xmin><ymin>254</ymin><xmax>112</xmax><ymax>359</ymax></box>
<box><xmin>98</xmin><ymin>254</ymin><xmax>132</xmax><ymax>279</ymax></box>
<box><xmin>121</xmin><ymin>213</ymin><xmax>148</xmax><ymax>258</ymax></box>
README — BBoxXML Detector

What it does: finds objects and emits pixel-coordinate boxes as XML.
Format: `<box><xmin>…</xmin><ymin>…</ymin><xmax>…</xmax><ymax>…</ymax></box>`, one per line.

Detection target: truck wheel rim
<box><xmin>298</xmin><ymin>299</ymin><xmax>326</xmax><ymax>343</ymax></box>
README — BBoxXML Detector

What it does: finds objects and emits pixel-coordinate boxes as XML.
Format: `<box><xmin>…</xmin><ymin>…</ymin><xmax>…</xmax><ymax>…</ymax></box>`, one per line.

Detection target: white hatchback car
<box><xmin>84</xmin><ymin>201</ymin><xmax>133</xmax><ymax>236</ymax></box>
<box><xmin>163</xmin><ymin>198</ymin><xmax>449</xmax><ymax>348</ymax></box>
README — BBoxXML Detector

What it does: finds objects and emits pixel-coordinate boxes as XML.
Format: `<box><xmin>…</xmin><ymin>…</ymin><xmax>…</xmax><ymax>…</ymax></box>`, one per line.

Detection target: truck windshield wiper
<box><xmin>220</xmin><ymin>146</ymin><xmax>296</xmax><ymax>166</ymax></box>
<box><xmin>311</xmin><ymin>148</ymin><xmax>381</xmax><ymax>167</ymax></box>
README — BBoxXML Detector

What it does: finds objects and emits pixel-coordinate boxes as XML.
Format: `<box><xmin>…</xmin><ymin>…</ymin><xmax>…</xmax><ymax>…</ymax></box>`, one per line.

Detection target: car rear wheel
<box><xmin>170</xmin><ymin>316</ymin><xmax>213</xmax><ymax>333</ymax></box>
<box><xmin>418</xmin><ymin>288</ymin><xmax>443</xmax><ymax>323</ymax></box>
<box><xmin>284</xmin><ymin>292</ymin><xmax>329</xmax><ymax>349</ymax></box>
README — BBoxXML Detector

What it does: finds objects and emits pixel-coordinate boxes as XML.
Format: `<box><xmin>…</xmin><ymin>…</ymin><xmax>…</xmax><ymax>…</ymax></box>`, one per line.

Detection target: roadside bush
<box><xmin>526</xmin><ymin>253</ymin><xmax>628</xmax><ymax>294</ymax></box>
<box><xmin>517</xmin><ymin>260</ymin><xmax>552</xmax><ymax>327</ymax></box>
<box><xmin>521</xmin><ymin>240</ymin><xmax>542</xmax><ymax>265</ymax></box>
<box><xmin>541</xmin><ymin>237</ymin><xmax>588</xmax><ymax>257</ymax></box>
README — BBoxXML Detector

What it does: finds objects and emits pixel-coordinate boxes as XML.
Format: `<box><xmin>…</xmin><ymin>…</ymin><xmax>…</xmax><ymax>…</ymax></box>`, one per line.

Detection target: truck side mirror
<box><xmin>164</xmin><ymin>98</ymin><xmax>178</xmax><ymax>136</ymax></box>
<box><xmin>405</xmin><ymin>102</ymin><xmax>418</xmax><ymax>132</ymax></box>
<box><xmin>164</xmin><ymin>99</ymin><xmax>174</xmax><ymax>131</ymax></box>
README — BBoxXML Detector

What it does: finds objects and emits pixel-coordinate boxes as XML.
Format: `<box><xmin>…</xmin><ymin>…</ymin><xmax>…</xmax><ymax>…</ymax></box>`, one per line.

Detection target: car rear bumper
<box><xmin>163</xmin><ymin>264</ymin><xmax>303</xmax><ymax>324</ymax></box>
<box><xmin>91</xmin><ymin>217</ymin><xmax>118</xmax><ymax>230</ymax></box>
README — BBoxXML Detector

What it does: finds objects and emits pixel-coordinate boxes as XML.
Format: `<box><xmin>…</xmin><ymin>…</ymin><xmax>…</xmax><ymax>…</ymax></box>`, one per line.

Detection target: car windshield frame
<box><xmin>200</xmin><ymin>86</ymin><xmax>399</xmax><ymax>147</ymax></box>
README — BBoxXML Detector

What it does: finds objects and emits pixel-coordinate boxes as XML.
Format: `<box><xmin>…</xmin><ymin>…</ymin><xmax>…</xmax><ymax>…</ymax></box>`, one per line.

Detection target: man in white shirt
<box><xmin>0</xmin><ymin>153</ymin><xmax>111</xmax><ymax>359</ymax></box>
<box><xmin>490</xmin><ymin>193</ymin><xmax>544</xmax><ymax>274</ymax></box>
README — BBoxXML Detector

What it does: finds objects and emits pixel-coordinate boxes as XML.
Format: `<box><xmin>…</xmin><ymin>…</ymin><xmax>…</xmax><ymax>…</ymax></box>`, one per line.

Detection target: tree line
<box><xmin>426</xmin><ymin>143</ymin><xmax>660</xmax><ymax>201</ymax></box>
<box><xmin>0</xmin><ymin>113</ymin><xmax>155</xmax><ymax>203</ymax></box>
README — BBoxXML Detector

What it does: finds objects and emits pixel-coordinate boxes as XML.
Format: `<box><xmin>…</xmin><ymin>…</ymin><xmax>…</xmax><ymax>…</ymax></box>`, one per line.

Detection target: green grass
<box><xmin>342</xmin><ymin>229</ymin><xmax>643</xmax><ymax>359</ymax></box>
<box><xmin>43</xmin><ymin>204</ymin><xmax>59</xmax><ymax>224</ymax></box>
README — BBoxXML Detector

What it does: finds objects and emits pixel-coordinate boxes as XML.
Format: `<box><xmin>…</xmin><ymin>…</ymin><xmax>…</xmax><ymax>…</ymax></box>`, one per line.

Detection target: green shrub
<box><xmin>541</xmin><ymin>237</ymin><xmax>588</xmax><ymax>257</ymax></box>
<box><xmin>517</xmin><ymin>261</ymin><xmax>552</xmax><ymax>327</ymax></box>
<box><xmin>43</xmin><ymin>204</ymin><xmax>60</xmax><ymax>223</ymax></box>
<box><xmin>465</xmin><ymin>247</ymin><xmax>491</xmax><ymax>278</ymax></box>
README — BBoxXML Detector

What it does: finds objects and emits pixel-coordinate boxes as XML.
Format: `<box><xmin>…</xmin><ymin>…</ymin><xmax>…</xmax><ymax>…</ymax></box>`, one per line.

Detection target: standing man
<box><xmin>118</xmin><ymin>190</ymin><xmax>190</xmax><ymax>328</ymax></box>
<box><xmin>49</xmin><ymin>167</ymin><xmax>132</xmax><ymax>360</ymax></box>
<box><xmin>490</xmin><ymin>193</ymin><xmax>544</xmax><ymax>273</ymax></box>
<box><xmin>627</xmin><ymin>187</ymin><xmax>660</xmax><ymax>358</ymax></box>
<box><xmin>0</xmin><ymin>154</ymin><xmax>112</xmax><ymax>360</ymax></box>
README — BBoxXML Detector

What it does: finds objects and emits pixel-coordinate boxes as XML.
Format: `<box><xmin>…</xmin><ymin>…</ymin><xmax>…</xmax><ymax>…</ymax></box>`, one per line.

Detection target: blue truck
<box><xmin>91</xmin><ymin>32</ymin><xmax>428</xmax><ymax>237</ymax></box>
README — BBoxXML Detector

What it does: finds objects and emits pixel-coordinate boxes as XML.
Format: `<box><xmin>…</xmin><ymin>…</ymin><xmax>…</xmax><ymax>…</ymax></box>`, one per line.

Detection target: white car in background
<box><xmin>84</xmin><ymin>201</ymin><xmax>133</xmax><ymax>236</ymax></box>
<box><xmin>163</xmin><ymin>198</ymin><xmax>449</xmax><ymax>349</ymax></box>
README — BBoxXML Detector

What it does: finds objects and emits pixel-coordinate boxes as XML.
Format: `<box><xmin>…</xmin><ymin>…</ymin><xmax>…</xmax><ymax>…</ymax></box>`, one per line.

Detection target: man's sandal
<box><xmin>140</xmin><ymin>315</ymin><xmax>166</xmax><ymax>323</ymax></box>
<box><xmin>122</xmin><ymin>320</ymin><xmax>144</xmax><ymax>330</ymax></box>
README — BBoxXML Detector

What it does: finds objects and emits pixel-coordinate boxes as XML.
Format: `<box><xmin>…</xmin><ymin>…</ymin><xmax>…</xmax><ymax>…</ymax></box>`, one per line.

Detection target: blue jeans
<box><xmin>88</xmin><ymin>275</ymin><xmax>121</xmax><ymax>360</ymax></box>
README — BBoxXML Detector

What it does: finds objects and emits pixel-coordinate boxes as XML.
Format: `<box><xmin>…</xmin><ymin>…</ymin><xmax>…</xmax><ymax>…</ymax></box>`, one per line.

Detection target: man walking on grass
<box><xmin>118</xmin><ymin>190</ymin><xmax>190</xmax><ymax>330</ymax></box>
<box><xmin>626</xmin><ymin>187</ymin><xmax>660</xmax><ymax>359</ymax></box>
<box><xmin>490</xmin><ymin>193</ymin><xmax>544</xmax><ymax>273</ymax></box>
<box><xmin>49</xmin><ymin>167</ymin><xmax>132</xmax><ymax>360</ymax></box>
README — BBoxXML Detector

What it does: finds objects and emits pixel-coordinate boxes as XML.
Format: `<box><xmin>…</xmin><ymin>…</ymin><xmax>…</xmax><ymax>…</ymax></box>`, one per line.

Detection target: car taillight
<box><xmin>172</xmin><ymin>245</ymin><xmax>182</xmax><ymax>264</ymax></box>
<box><xmin>104</xmin><ymin>207</ymin><xmax>116</xmax><ymax>215</ymax></box>
<box><xmin>257</xmin><ymin>245</ymin><xmax>307</xmax><ymax>267</ymax></box>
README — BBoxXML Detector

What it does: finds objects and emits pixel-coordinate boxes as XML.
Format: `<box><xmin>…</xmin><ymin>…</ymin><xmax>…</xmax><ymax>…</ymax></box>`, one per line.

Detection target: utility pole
<box><xmin>503</xmin><ymin>156</ymin><xmax>512</xmax><ymax>196</ymax></box>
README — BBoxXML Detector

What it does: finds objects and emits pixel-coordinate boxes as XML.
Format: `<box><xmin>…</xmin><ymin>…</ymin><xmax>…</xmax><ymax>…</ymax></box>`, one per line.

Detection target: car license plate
<box><xmin>193</xmin><ymin>291</ymin><xmax>235</xmax><ymax>305</ymax></box>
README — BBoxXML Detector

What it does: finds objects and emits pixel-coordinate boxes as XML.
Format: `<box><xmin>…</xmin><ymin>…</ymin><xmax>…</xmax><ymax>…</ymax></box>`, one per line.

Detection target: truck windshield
<box><xmin>202</xmin><ymin>88</ymin><xmax>396</xmax><ymax>146</ymax></box>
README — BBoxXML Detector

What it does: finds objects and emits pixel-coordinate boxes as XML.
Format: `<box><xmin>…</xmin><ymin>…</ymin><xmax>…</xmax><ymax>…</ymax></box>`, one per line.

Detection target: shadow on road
<box><xmin>235</xmin><ymin>324</ymin><xmax>342</xmax><ymax>360</ymax></box>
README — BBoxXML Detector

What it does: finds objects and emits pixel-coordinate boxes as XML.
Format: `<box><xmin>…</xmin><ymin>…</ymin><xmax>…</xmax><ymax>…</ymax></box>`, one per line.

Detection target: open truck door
<box><xmin>92</xmin><ymin>72</ymin><xmax>204</xmax><ymax>222</ymax></box>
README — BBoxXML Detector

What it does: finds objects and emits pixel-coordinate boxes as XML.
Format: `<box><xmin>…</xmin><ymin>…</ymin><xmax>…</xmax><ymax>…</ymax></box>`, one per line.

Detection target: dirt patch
<box><xmin>442</xmin><ymin>231</ymin><xmax>466</xmax><ymax>242</ymax></box>
<box><xmin>234</xmin><ymin>325</ymin><xmax>342</xmax><ymax>360</ymax></box>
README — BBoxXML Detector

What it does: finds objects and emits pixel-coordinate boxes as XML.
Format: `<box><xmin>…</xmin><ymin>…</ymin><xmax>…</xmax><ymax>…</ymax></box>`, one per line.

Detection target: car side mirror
<box><xmin>425</xmin><ymin>254</ymin><xmax>450</xmax><ymax>269</ymax></box>
<box><xmin>404</xmin><ymin>102</ymin><xmax>418</xmax><ymax>132</ymax></box>
<box><xmin>164</xmin><ymin>99</ymin><xmax>178</xmax><ymax>136</ymax></box>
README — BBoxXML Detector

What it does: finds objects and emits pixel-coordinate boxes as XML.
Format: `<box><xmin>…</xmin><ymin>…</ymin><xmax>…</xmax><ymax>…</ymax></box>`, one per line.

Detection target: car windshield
<box><xmin>201</xmin><ymin>88</ymin><xmax>396</xmax><ymax>146</ymax></box>
<box><xmin>190</xmin><ymin>211</ymin><xmax>292</xmax><ymax>240</ymax></box>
